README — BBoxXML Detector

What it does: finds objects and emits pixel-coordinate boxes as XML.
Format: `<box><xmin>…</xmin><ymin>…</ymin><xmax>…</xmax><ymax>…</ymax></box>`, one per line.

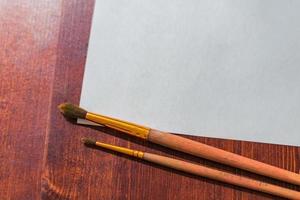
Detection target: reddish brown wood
<box><xmin>1</xmin><ymin>0</ymin><xmax>300</xmax><ymax>200</ymax></box>
<box><xmin>0</xmin><ymin>0</ymin><xmax>61</xmax><ymax>199</ymax></box>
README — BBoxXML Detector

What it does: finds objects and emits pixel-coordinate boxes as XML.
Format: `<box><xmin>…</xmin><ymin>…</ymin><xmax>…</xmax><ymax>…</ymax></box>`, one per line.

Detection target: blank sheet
<box><xmin>80</xmin><ymin>0</ymin><xmax>300</xmax><ymax>146</ymax></box>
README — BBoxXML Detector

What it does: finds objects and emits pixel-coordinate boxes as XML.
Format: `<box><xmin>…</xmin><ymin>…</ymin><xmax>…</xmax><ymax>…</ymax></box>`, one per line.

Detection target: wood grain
<box><xmin>0</xmin><ymin>0</ymin><xmax>61</xmax><ymax>199</ymax></box>
<box><xmin>1</xmin><ymin>0</ymin><xmax>300</xmax><ymax>199</ymax></box>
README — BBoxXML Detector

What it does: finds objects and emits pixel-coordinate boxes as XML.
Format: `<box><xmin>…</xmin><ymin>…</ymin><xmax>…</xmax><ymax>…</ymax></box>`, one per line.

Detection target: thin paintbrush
<box><xmin>59</xmin><ymin>103</ymin><xmax>300</xmax><ymax>186</ymax></box>
<box><xmin>81</xmin><ymin>137</ymin><xmax>300</xmax><ymax>199</ymax></box>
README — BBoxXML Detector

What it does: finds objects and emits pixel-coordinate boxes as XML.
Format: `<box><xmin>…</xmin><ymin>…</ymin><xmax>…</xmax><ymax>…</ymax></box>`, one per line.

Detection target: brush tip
<box><xmin>81</xmin><ymin>137</ymin><xmax>97</xmax><ymax>145</ymax></box>
<box><xmin>58</xmin><ymin>103</ymin><xmax>87</xmax><ymax>119</ymax></box>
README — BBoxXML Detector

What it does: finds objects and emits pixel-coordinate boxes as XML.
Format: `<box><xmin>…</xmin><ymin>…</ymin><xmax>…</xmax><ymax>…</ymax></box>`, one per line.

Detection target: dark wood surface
<box><xmin>1</xmin><ymin>0</ymin><xmax>299</xmax><ymax>199</ymax></box>
<box><xmin>0</xmin><ymin>0</ymin><xmax>62</xmax><ymax>199</ymax></box>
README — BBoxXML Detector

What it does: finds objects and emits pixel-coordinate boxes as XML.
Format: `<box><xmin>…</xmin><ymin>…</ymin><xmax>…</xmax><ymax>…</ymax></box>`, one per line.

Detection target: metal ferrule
<box><xmin>86</xmin><ymin>112</ymin><xmax>150</xmax><ymax>139</ymax></box>
<box><xmin>95</xmin><ymin>141</ymin><xmax>144</xmax><ymax>158</ymax></box>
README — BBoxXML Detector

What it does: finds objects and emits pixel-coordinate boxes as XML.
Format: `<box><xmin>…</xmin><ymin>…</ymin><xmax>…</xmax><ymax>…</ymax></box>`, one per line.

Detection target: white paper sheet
<box><xmin>80</xmin><ymin>0</ymin><xmax>300</xmax><ymax>146</ymax></box>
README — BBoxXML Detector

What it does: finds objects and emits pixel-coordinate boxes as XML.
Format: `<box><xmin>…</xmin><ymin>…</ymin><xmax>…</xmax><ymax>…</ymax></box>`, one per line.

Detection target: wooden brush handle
<box><xmin>143</xmin><ymin>152</ymin><xmax>300</xmax><ymax>199</ymax></box>
<box><xmin>148</xmin><ymin>129</ymin><xmax>300</xmax><ymax>186</ymax></box>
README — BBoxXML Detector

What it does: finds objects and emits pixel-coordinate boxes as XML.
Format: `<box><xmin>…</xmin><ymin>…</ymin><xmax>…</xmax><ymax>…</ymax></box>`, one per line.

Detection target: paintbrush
<box><xmin>81</xmin><ymin>137</ymin><xmax>300</xmax><ymax>199</ymax></box>
<box><xmin>59</xmin><ymin>103</ymin><xmax>300</xmax><ymax>186</ymax></box>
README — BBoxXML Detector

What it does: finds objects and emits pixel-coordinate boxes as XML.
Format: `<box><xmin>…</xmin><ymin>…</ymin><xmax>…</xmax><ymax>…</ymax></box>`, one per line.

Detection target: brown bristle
<box><xmin>81</xmin><ymin>137</ymin><xmax>96</xmax><ymax>145</ymax></box>
<box><xmin>58</xmin><ymin>103</ymin><xmax>87</xmax><ymax>119</ymax></box>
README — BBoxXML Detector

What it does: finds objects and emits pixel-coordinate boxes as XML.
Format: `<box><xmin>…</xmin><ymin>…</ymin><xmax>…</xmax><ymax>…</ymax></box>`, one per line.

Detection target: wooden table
<box><xmin>1</xmin><ymin>0</ymin><xmax>299</xmax><ymax>199</ymax></box>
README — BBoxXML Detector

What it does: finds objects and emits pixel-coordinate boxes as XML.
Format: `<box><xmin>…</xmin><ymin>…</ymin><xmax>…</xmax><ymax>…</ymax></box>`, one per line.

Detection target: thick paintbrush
<box><xmin>59</xmin><ymin>103</ymin><xmax>300</xmax><ymax>186</ymax></box>
<box><xmin>81</xmin><ymin>137</ymin><xmax>300</xmax><ymax>199</ymax></box>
